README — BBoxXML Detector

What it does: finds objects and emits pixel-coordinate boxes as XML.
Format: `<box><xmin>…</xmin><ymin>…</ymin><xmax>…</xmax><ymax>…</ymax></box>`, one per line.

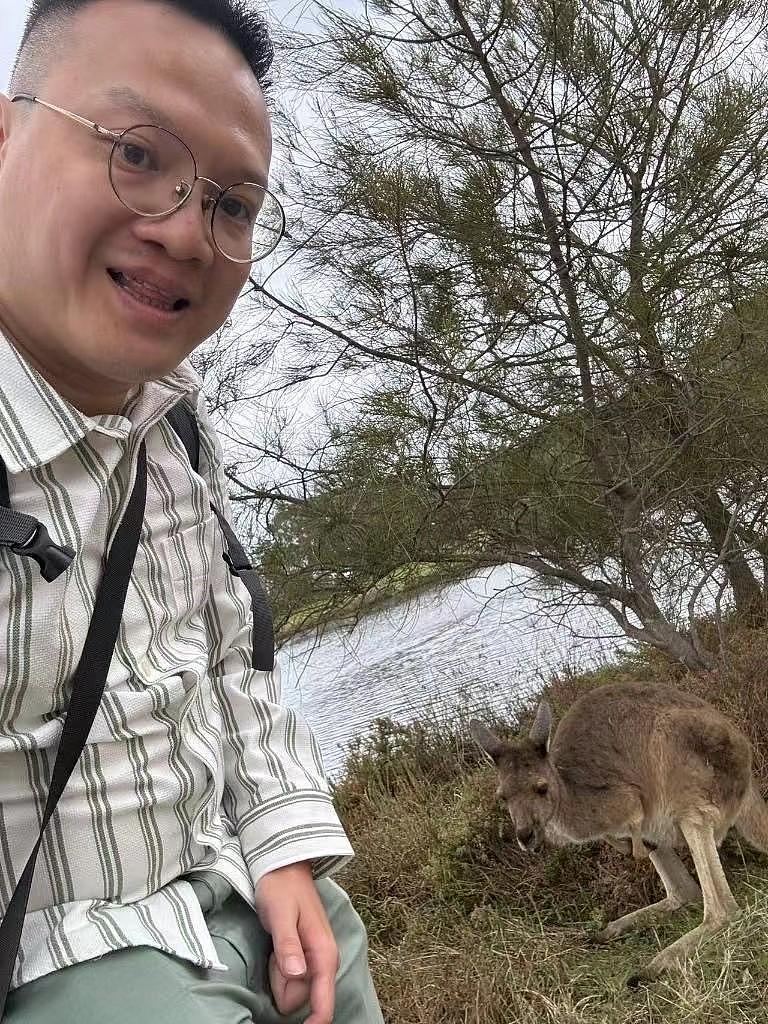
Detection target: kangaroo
<box><xmin>469</xmin><ymin>680</ymin><xmax>768</xmax><ymax>984</ymax></box>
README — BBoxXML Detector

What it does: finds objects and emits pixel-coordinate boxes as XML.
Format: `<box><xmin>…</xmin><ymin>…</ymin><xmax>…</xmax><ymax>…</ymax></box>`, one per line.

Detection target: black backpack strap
<box><xmin>0</xmin><ymin>458</ymin><xmax>74</xmax><ymax>582</ymax></box>
<box><xmin>164</xmin><ymin>402</ymin><xmax>274</xmax><ymax>672</ymax></box>
<box><xmin>164</xmin><ymin>402</ymin><xmax>199</xmax><ymax>473</ymax></box>
<box><xmin>210</xmin><ymin>508</ymin><xmax>275</xmax><ymax>673</ymax></box>
<box><xmin>0</xmin><ymin>442</ymin><xmax>148</xmax><ymax>1014</ymax></box>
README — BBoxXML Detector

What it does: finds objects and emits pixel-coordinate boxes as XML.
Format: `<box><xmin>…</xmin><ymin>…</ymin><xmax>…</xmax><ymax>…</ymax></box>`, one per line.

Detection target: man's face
<box><xmin>0</xmin><ymin>0</ymin><xmax>272</xmax><ymax>412</ymax></box>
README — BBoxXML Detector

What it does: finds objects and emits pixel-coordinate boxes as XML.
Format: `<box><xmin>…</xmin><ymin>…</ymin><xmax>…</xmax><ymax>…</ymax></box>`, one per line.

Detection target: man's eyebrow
<box><xmin>102</xmin><ymin>86</ymin><xmax>180</xmax><ymax>133</ymax></box>
<box><xmin>101</xmin><ymin>85</ymin><xmax>269</xmax><ymax>188</ymax></box>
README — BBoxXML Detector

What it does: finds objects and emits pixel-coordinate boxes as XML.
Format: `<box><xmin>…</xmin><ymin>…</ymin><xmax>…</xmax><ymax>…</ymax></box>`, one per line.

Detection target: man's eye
<box><xmin>220</xmin><ymin>196</ymin><xmax>254</xmax><ymax>223</ymax></box>
<box><xmin>115</xmin><ymin>142</ymin><xmax>155</xmax><ymax>171</ymax></box>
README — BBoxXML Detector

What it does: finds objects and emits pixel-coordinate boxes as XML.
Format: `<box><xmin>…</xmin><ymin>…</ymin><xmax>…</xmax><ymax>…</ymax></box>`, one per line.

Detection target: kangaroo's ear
<box><xmin>469</xmin><ymin>720</ymin><xmax>506</xmax><ymax>763</ymax></box>
<box><xmin>529</xmin><ymin>701</ymin><xmax>553</xmax><ymax>756</ymax></box>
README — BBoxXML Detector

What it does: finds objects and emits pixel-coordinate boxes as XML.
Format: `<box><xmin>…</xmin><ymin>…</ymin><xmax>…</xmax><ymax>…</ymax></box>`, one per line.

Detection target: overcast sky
<box><xmin>1</xmin><ymin>2</ymin><xmax>27</xmax><ymax>88</ymax></box>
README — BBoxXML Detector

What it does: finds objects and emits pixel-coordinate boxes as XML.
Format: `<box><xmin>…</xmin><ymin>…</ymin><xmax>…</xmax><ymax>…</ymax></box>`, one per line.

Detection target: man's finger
<box><xmin>303</xmin><ymin>931</ymin><xmax>339</xmax><ymax>1024</ymax></box>
<box><xmin>305</xmin><ymin>956</ymin><xmax>336</xmax><ymax>1024</ymax></box>
<box><xmin>268</xmin><ymin>951</ymin><xmax>310</xmax><ymax>1016</ymax></box>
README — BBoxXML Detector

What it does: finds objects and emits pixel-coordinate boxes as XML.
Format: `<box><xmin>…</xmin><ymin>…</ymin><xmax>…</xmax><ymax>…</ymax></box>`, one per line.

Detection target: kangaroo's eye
<box><xmin>534</xmin><ymin>781</ymin><xmax>548</xmax><ymax>796</ymax></box>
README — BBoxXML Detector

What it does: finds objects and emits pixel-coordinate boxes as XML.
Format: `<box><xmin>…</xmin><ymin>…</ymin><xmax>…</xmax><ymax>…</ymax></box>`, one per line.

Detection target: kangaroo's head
<box><xmin>469</xmin><ymin>701</ymin><xmax>555</xmax><ymax>852</ymax></box>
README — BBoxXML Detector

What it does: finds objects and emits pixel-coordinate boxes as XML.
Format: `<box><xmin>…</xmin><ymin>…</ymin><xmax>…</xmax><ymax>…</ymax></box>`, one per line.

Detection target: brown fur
<box><xmin>470</xmin><ymin>681</ymin><xmax>768</xmax><ymax>985</ymax></box>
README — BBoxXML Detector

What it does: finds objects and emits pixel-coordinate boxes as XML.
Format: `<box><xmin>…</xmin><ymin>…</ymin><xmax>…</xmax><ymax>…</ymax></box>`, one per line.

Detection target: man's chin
<box><xmin>89</xmin><ymin>340</ymin><xmax>195</xmax><ymax>387</ymax></box>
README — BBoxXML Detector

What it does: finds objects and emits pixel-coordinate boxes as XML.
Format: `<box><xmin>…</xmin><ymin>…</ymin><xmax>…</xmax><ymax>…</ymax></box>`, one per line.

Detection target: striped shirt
<box><xmin>0</xmin><ymin>330</ymin><xmax>353</xmax><ymax>991</ymax></box>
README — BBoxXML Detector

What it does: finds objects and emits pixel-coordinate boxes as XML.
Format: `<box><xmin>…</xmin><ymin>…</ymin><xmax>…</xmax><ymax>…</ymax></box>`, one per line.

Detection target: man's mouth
<box><xmin>107</xmin><ymin>269</ymin><xmax>189</xmax><ymax>313</ymax></box>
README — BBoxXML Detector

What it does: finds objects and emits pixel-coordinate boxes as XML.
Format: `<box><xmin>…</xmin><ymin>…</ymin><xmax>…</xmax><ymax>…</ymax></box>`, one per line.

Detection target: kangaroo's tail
<box><xmin>736</xmin><ymin>781</ymin><xmax>768</xmax><ymax>854</ymax></box>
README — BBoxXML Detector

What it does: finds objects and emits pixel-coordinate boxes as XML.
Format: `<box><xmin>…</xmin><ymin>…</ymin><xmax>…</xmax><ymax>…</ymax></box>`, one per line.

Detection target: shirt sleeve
<box><xmin>193</xmin><ymin>393</ymin><xmax>354</xmax><ymax>888</ymax></box>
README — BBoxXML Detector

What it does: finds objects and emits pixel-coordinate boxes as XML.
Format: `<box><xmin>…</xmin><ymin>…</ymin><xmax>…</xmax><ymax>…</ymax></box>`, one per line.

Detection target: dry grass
<box><xmin>333</xmin><ymin>621</ymin><xmax>768</xmax><ymax>1023</ymax></box>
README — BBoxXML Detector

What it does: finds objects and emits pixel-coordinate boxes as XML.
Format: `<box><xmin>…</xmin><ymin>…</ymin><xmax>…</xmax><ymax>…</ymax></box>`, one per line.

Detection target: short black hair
<box><xmin>10</xmin><ymin>0</ymin><xmax>274</xmax><ymax>97</ymax></box>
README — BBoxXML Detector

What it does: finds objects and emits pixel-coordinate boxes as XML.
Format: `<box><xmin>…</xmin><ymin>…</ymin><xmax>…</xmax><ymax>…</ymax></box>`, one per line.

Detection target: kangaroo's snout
<box><xmin>516</xmin><ymin>828</ymin><xmax>540</xmax><ymax>852</ymax></box>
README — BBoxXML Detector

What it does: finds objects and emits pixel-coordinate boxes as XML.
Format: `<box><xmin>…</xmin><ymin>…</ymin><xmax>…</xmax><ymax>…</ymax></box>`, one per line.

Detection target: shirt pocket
<box><xmin>156</xmin><ymin>513</ymin><xmax>220</xmax><ymax>625</ymax></box>
<box><xmin>86</xmin><ymin>673</ymin><xmax>189</xmax><ymax>745</ymax></box>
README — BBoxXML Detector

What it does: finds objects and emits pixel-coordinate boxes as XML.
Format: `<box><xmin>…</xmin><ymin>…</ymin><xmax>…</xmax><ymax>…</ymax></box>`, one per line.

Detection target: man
<box><xmin>0</xmin><ymin>2</ymin><xmax>384</xmax><ymax>1022</ymax></box>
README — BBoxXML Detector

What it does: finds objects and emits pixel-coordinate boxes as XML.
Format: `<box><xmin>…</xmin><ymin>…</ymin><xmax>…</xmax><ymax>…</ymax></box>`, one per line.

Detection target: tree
<box><xmin>229</xmin><ymin>0</ymin><xmax>768</xmax><ymax>669</ymax></box>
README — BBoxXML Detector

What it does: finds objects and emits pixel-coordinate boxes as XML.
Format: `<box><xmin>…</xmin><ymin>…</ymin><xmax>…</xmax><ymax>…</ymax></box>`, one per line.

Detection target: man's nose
<box><xmin>133</xmin><ymin>183</ymin><xmax>216</xmax><ymax>264</ymax></box>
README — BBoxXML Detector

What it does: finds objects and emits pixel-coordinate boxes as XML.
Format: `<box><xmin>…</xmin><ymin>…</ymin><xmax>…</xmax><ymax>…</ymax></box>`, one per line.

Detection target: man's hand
<box><xmin>255</xmin><ymin>861</ymin><xmax>339</xmax><ymax>1024</ymax></box>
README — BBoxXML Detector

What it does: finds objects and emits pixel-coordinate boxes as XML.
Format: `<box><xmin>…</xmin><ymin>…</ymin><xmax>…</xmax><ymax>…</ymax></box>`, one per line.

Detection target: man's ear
<box><xmin>0</xmin><ymin>94</ymin><xmax>15</xmax><ymax>167</ymax></box>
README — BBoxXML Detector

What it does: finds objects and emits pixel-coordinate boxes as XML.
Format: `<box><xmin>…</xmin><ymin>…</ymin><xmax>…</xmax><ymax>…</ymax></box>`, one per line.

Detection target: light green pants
<box><xmin>4</xmin><ymin>873</ymin><xmax>384</xmax><ymax>1024</ymax></box>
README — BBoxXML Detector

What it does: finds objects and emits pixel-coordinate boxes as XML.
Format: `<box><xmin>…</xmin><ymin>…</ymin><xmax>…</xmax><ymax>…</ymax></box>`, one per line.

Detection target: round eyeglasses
<box><xmin>10</xmin><ymin>95</ymin><xmax>285</xmax><ymax>264</ymax></box>
<box><xmin>108</xmin><ymin>124</ymin><xmax>285</xmax><ymax>264</ymax></box>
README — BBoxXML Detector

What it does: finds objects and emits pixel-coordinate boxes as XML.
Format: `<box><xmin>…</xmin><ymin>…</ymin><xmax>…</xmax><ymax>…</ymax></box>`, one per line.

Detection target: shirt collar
<box><xmin>0</xmin><ymin>329</ymin><xmax>202</xmax><ymax>474</ymax></box>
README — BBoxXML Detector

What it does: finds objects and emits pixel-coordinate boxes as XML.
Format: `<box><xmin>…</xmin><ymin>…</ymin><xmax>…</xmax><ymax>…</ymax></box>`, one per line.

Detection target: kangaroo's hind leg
<box><xmin>627</xmin><ymin>821</ymin><xmax>740</xmax><ymax>986</ymax></box>
<box><xmin>595</xmin><ymin>846</ymin><xmax>702</xmax><ymax>943</ymax></box>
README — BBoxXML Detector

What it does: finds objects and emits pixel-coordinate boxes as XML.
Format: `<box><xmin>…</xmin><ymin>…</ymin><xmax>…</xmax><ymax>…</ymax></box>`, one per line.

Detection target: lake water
<box><xmin>279</xmin><ymin>565</ymin><xmax>629</xmax><ymax>777</ymax></box>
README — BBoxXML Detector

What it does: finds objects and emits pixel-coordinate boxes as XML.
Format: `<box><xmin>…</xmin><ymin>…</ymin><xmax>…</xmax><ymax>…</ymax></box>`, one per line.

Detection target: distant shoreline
<box><xmin>277</xmin><ymin>562</ymin><xmax>474</xmax><ymax>644</ymax></box>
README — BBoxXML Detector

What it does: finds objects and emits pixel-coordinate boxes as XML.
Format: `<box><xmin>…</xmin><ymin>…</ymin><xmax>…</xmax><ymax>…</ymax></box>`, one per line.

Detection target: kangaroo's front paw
<box><xmin>584</xmin><ymin>929</ymin><xmax>606</xmax><ymax>947</ymax></box>
<box><xmin>626</xmin><ymin>967</ymin><xmax>656</xmax><ymax>989</ymax></box>
<box><xmin>593</xmin><ymin>919</ymin><xmax>629</xmax><ymax>944</ymax></box>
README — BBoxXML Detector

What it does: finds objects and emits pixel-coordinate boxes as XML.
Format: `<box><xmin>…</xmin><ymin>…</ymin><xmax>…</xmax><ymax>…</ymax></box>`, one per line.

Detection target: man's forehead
<box><xmin>50</xmin><ymin>1</ymin><xmax>272</xmax><ymax>171</ymax></box>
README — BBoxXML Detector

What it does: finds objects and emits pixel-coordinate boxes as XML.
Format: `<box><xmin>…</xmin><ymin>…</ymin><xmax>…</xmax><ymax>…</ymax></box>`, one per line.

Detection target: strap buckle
<box><xmin>222</xmin><ymin>548</ymin><xmax>252</xmax><ymax>574</ymax></box>
<box><xmin>12</xmin><ymin>523</ymin><xmax>75</xmax><ymax>582</ymax></box>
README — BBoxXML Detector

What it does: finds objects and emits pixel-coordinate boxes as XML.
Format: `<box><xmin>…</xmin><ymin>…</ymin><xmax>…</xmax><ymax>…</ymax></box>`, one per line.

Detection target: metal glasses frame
<box><xmin>10</xmin><ymin>93</ymin><xmax>285</xmax><ymax>264</ymax></box>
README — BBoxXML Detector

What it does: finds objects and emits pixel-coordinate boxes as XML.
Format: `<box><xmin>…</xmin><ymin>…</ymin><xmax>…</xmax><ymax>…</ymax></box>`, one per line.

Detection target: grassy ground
<box><xmin>332</xmin><ymin>622</ymin><xmax>768</xmax><ymax>1023</ymax></box>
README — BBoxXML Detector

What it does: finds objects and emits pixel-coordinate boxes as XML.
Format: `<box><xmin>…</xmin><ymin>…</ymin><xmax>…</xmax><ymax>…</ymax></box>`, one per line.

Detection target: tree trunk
<box><xmin>696</xmin><ymin>493</ymin><xmax>765</xmax><ymax>625</ymax></box>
